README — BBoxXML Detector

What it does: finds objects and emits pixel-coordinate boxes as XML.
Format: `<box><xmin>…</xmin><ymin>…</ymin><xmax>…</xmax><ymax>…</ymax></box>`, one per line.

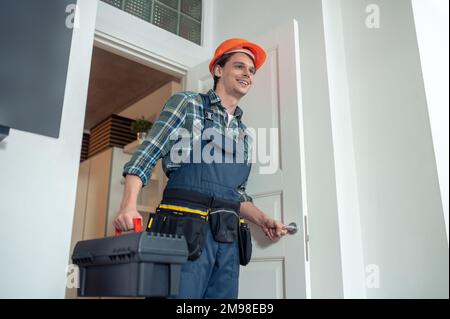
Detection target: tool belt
<box><xmin>146</xmin><ymin>188</ymin><xmax>252</xmax><ymax>264</ymax></box>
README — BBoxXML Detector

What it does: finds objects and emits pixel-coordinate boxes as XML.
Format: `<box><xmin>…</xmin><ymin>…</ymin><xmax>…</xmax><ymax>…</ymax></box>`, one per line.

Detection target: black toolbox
<box><xmin>72</xmin><ymin>231</ymin><xmax>188</xmax><ymax>298</ymax></box>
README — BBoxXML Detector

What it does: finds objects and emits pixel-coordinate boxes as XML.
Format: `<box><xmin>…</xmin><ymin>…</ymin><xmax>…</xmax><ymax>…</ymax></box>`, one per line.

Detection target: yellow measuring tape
<box><xmin>158</xmin><ymin>204</ymin><xmax>209</xmax><ymax>217</ymax></box>
<box><xmin>147</xmin><ymin>204</ymin><xmax>228</xmax><ymax>229</ymax></box>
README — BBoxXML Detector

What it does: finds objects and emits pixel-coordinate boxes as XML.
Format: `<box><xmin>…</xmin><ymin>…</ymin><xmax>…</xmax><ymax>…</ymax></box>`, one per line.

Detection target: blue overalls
<box><xmin>154</xmin><ymin>93</ymin><xmax>251</xmax><ymax>299</ymax></box>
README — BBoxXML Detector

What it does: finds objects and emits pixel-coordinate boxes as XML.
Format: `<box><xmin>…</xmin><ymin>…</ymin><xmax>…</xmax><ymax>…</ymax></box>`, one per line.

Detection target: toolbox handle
<box><xmin>115</xmin><ymin>218</ymin><xmax>143</xmax><ymax>236</ymax></box>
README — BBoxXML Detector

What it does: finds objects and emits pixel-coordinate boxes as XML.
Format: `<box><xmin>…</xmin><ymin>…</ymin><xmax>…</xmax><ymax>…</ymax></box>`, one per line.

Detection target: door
<box><xmin>186</xmin><ymin>20</ymin><xmax>310</xmax><ymax>298</ymax></box>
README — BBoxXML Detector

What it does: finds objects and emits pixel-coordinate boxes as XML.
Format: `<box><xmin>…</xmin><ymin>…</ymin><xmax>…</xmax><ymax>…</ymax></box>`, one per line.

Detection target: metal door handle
<box><xmin>283</xmin><ymin>222</ymin><xmax>298</xmax><ymax>235</ymax></box>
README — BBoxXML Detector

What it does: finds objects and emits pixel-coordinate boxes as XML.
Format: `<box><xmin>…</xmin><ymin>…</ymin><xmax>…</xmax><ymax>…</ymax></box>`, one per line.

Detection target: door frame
<box><xmin>93</xmin><ymin>29</ymin><xmax>189</xmax><ymax>85</ymax></box>
<box><xmin>92</xmin><ymin>21</ymin><xmax>316</xmax><ymax>299</ymax></box>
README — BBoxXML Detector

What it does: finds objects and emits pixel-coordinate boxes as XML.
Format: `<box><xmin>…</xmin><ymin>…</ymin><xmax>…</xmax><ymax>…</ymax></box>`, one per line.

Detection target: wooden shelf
<box><xmin>137</xmin><ymin>205</ymin><xmax>155</xmax><ymax>214</ymax></box>
<box><xmin>123</xmin><ymin>140</ymin><xmax>141</xmax><ymax>154</ymax></box>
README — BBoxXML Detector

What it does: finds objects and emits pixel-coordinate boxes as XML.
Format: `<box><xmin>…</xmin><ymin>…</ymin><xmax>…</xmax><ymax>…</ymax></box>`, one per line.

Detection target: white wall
<box><xmin>0</xmin><ymin>0</ymin><xmax>98</xmax><ymax>298</ymax></box>
<box><xmin>411</xmin><ymin>0</ymin><xmax>449</xmax><ymax>245</ymax></box>
<box><xmin>213</xmin><ymin>0</ymin><xmax>449</xmax><ymax>299</ymax></box>
<box><xmin>2</xmin><ymin>0</ymin><xmax>442</xmax><ymax>299</ymax></box>
<box><xmin>333</xmin><ymin>0</ymin><xmax>448</xmax><ymax>298</ymax></box>
<box><xmin>212</xmin><ymin>0</ymin><xmax>344</xmax><ymax>298</ymax></box>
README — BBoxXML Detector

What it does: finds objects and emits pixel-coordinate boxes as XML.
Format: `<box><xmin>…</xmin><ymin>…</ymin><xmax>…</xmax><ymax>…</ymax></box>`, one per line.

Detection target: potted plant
<box><xmin>131</xmin><ymin>116</ymin><xmax>152</xmax><ymax>143</ymax></box>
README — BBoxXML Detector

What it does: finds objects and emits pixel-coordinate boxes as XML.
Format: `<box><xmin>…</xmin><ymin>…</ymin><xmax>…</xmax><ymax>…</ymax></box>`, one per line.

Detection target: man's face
<box><xmin>214</xmin><ymin>53</ymin><xmax>256</xmax><ymax>97</ymax></box>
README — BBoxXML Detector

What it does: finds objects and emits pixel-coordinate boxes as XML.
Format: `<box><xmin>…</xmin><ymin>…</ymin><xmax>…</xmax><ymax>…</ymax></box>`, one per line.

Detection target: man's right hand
<box><xmin>113</xmin><ymin>207</ymin><xmax>143</xmax><ymax>232</ymax></box>
<box><xmin>114</xmin><ymin>175</ymin><xmax>144</xmax><ymax>232</ymax></box>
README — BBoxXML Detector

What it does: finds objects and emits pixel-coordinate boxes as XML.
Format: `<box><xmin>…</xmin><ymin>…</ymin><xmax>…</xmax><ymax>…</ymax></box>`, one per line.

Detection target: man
<box><xmin>113</xmin><ymin>38</ymin><xmax>287</xmax><ymax>299</ymax></box>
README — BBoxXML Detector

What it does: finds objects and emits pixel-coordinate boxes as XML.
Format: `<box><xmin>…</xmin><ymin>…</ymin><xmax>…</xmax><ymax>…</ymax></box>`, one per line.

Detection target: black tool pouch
<box><xmin>209</xmin><ymin>209</ymin><xmax>239</xmax><ymax>243</ymax></box>
<box><xmin>146</xmin><ymin>205</ymin><xmax>208</xmax><ymax>261</ymax></box>
<box><xmin>238</xmin><ymin>219</ymin><xmax>252</xmax><ymax>266</ymax></box>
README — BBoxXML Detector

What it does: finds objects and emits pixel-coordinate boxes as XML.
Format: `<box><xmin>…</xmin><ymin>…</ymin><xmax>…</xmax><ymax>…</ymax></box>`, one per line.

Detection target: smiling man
<box><xmin>114</xmin><ymin>38</ymin><xmax>287</xmax><ymax>299</ymax></box>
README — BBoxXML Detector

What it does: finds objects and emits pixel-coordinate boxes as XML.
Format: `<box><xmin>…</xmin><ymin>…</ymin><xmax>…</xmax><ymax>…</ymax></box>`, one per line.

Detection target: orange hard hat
<box><xmin>209</xmin><ymin>38</ymin><xmax>267</xmax><ymax>75</ymax></box>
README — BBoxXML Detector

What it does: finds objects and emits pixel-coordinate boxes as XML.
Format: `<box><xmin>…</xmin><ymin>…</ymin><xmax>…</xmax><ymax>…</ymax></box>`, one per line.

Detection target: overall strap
<box><xmin>200</xmin><ymin>92</ymin><xmax>244</xmax><ymax>130</ymax></box>
<box><xmin>199</xmin><ymin>92</ymin><xmax>247</xmax><ymax>156</ymax></box>
<box><xmin>199</xmin><ymin>93</ymin><xmax>214</xmax><ymax>131</ymax></box>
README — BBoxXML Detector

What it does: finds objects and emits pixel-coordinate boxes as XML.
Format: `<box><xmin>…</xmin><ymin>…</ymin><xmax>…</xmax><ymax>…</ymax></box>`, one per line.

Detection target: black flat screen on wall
<box><xmin>0</xmin><ymin>0</ymin><xmax>77</xmax><ymax>138</ymax></box>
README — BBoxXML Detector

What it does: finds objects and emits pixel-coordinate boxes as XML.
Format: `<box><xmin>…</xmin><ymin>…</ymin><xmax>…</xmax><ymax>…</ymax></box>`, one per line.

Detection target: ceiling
<box><xmin>84</xmin><ymin>47</ymin><xmax>180</xmax><ymax>130</ymax></box>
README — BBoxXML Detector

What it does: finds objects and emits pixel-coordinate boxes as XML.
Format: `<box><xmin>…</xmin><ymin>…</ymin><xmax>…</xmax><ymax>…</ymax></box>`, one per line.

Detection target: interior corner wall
<box><xmin>212</xmin><ymin>0</ymin><xmax>344</xmax><ymax>298</ymax></box>
<box><xmin>411</xmin><ymin>0</ymin><xmax>449</xmax><ymax>245</ymax></box>
<box><xmin>0</xmin><ymin>0</ymin><xmax>98</xmax><ymax>298</ymax></box>
<box><xmin>322</xmin><ymin>0</ymin><xmax>367</xmax><ymax>298</ymax></box>
<box><xmin>338</xmin><ymin>0</ymin><xmax>448</xmax><ymax>298</ymax></box>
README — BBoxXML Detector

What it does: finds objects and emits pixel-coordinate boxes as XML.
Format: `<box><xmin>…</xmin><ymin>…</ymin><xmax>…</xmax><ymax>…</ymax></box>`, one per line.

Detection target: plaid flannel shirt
<box><xmin>122</xmin><ymin>89</ymin><xmax>253</xmax><ymax>203</ymax></box>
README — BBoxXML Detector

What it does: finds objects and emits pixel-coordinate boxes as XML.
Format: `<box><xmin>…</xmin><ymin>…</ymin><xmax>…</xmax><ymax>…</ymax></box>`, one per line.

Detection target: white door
<box><xmin>186</xmin><ymin>20</ymin><xmax>310</xmax><ymax>299</ymax></box>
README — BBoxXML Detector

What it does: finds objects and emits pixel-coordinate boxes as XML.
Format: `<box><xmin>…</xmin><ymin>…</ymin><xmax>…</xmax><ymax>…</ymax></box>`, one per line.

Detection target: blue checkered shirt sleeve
<box><xmin>122</xmin><ymin>93</ymin><xmax>191</xmax><ymax>186</ymax></box>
